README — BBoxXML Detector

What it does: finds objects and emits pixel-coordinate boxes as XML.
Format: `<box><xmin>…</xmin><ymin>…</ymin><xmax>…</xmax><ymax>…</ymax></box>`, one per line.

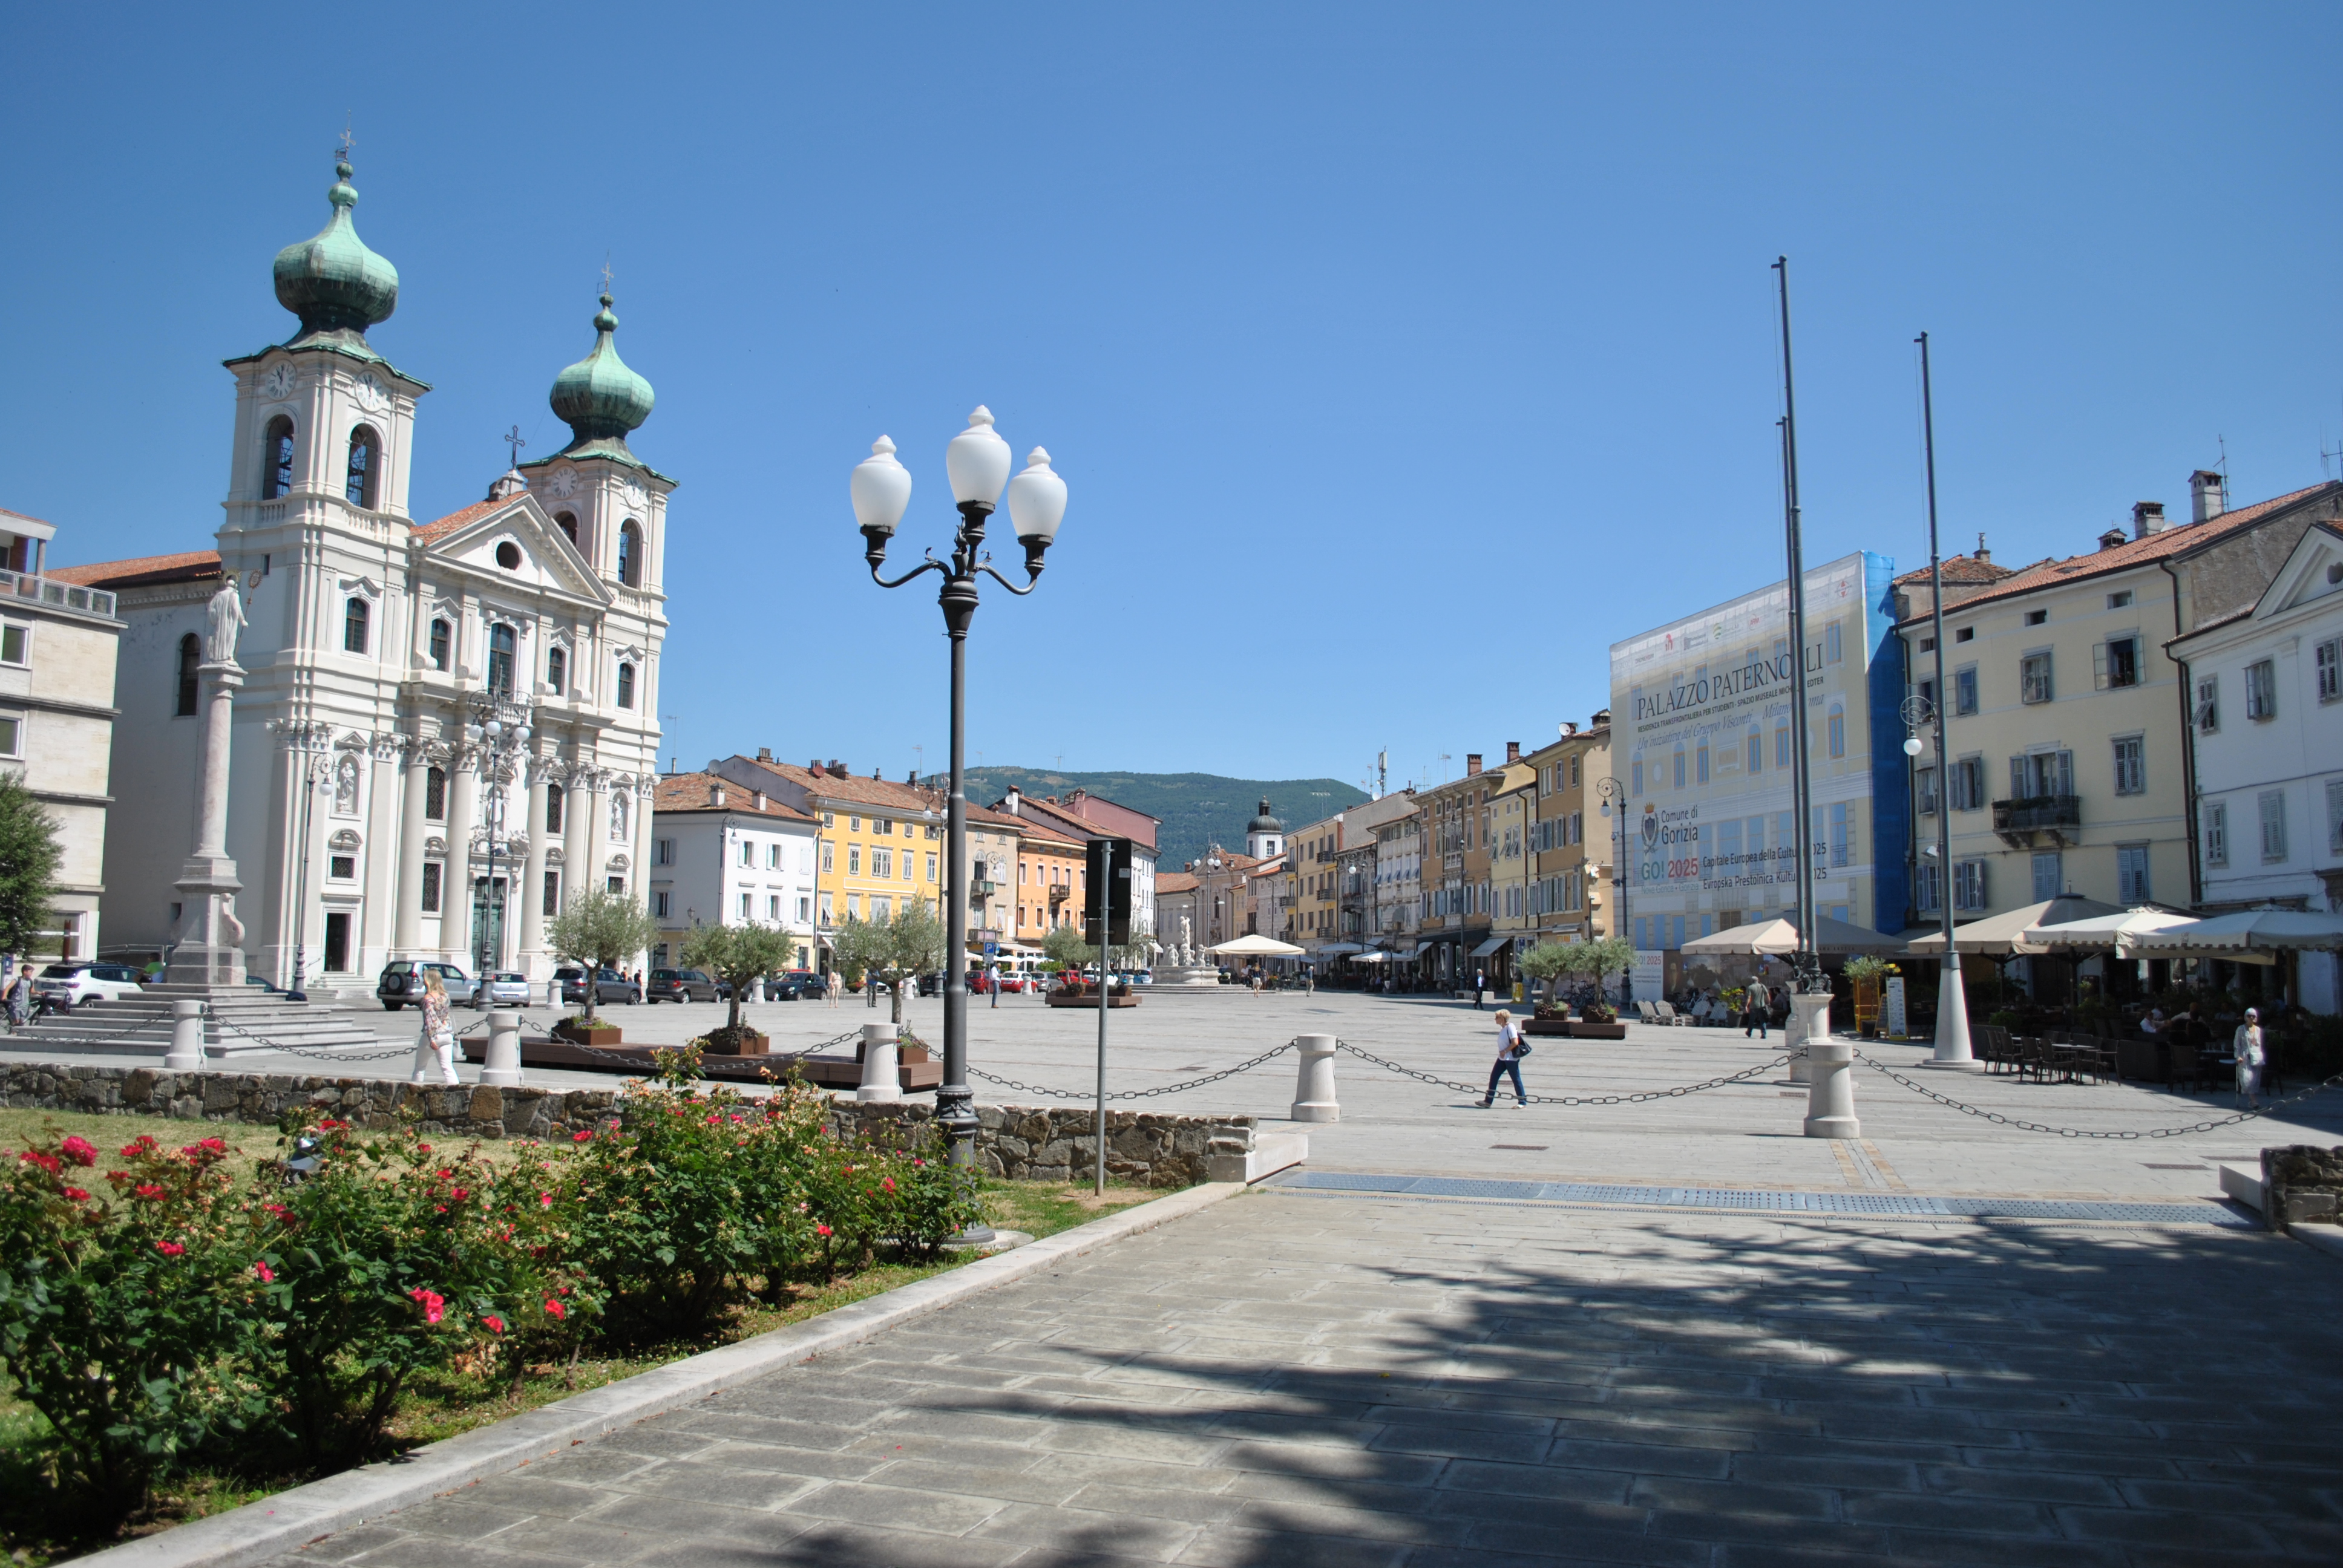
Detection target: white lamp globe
<box><xmin>945</xmin><ymin>406</ymin><xmax>1013</xmax><ymax>508</ymax></box>
<box><xmin>1006</xmin><ymin>448</ymin><xmax>1067</xmax><ymax>546</ymax></box>
<box><xmin>1902</xmin><ymin>736</ymin><xmax>1924</xmax><ymax>757</ymax></box>
<box><xmin>851</xmin><ymin>436</ymin><xmax>913</xmax><ymax>536</ymax></box>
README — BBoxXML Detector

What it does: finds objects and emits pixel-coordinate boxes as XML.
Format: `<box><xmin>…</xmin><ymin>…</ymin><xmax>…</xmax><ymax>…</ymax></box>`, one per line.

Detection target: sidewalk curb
<box><xmin>77</xmin><ymin>1181</ymin><xmax>1248</xmax><ymax>1568</ymax></box>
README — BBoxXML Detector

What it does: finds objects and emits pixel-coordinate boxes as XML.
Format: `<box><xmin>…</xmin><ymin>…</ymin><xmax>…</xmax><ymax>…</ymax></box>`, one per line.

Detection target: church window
<box><xmin>344</xmin><ymin>425</ymin><xmax>381</xmax><ymax>509</ymax></box>
<box><xmin>542</xmin><ymin>869</ymin><xmax>560</xmax><ymax>916</ymax></box>
<box><xmin>342</xmin><ymin>597</ymin><xmax>369</xmax><ymax>654</ymax></box>
<box><xmin>261</xmin><ymin>416</ymin><xmax>295</xmax><ymax>500</ymax></box>
<box><xmin>174</xmin><ymin>633</ymin><xmax>200</xmax><ymax>717</ymax></box>
<box><xmin>615</xmin><ymin>661</ymin><xmax>636</xmax><ymax>708</ymax></box>
<box><xmin>495</xmin><ymin>541</ymin><xmax>522</xmax><ymax>570</ymax></box>
<box><xmin>487</xmin><ymin>623</ymin><xmax>516</xmax><ymax>697</ymax></box>
<box><xmin>546</xmin><ymin>646</ymin><xmax>565</xmax><ymax>694</ymax></box>
<box><xmin>421</xmin><ymin>862</ymin><xmax>442</xmax><ymax>913</ymax></box>
<box><xmin>545</xmin><ymin>783</ymin><xmax>565</xmax><ymax>835</ymax></box>
<box><xmin>617</xmin><ymin>520</ymin><xmax>641</xmax><ymax>587</ymax></box>
<box><xmin>555</xmin><ymin>512</ymin><xmax>578</xmax><ymax>547</ymax></box>
<box><xmin>428</xmin><ymin>619</ymin><xmax>450</xmax><ymax>671</ymax></box>
<box><xmin>425</xmin><ymin>766</ymin><xmax>447</xmax><ymax>822</ymax></box>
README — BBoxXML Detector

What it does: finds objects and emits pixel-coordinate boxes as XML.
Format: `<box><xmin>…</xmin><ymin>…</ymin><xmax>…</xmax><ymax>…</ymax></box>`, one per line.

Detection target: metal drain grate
<box><xmin>1262</xmin><ymin>1171</ymin><xmax>2253</xmax><ymax>1226</ymax></box>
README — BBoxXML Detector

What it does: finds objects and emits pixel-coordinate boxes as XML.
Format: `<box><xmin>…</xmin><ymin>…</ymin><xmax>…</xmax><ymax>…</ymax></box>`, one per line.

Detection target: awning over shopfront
<box><xmin>1468</xmin><ymin>936</ymin><xmax>1512</xmax><ymax>959</ymax></box>
<box><xmin>1317</xmin><ymin>942</ymin><xmax>1365</xmax><ymax>956</ymax></box>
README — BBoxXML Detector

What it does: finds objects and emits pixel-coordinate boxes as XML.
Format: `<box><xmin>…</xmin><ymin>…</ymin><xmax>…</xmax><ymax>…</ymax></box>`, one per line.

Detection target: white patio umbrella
<box><xmin>1207</xmin><ymin>933</ymin><xmax>1306</xmax><ymax>957</ymax></box>
<box><xmin>2125</xmin><ymin>908</ymin><xmax>2343</xmax><ymax>959</ymax></box>
<box><xmin>1906</xmin><ymin>896</ymin><xmax>2122</xmax><ymax>957</ymax></box>
<box><xmin>1680</xmin><ymin>914</ymin><xmax>1906</xmax><ymax>956</ymax></box>
<box><xmin>2019</xmin><ymin>906</ymin><xmax>2201</xmax><ymax>955</ymax></box>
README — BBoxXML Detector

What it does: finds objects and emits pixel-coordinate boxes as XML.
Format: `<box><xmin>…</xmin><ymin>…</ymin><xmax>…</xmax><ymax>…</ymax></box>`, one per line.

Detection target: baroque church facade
<box><xmin>60</xmin><ymin>154</ymin><xmax>668</xmax><ymax>988</ymax></box>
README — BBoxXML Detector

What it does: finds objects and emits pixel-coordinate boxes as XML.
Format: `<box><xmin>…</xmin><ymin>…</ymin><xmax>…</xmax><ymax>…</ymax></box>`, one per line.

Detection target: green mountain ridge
<box><xmin>925</xmin><ymin>767</ymin><xmax>1371</xmax><ymax>872</ymax></box>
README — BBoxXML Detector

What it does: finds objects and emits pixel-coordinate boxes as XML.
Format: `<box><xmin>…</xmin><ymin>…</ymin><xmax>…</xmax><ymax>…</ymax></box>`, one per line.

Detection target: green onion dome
<box><xmin>272</xmin><ymin>158</ymin><xmax>399</xmax><ymax>336</ymax></box>
<box><xmin>549</xmin><ymin>293</ymin><xmax>655</xmax><ymax>443</ymax></box>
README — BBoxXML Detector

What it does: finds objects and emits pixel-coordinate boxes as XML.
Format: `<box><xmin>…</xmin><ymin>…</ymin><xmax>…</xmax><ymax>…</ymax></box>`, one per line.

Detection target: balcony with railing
<box><xmin>1993</xmin><ymin>794</ymin><xmax>2081</xmax><ymax>848</ymax></box>
<box><xmin>0</xmin><ymin>569</ymin><xmax>116</xmax><ymax>620</ymax></box>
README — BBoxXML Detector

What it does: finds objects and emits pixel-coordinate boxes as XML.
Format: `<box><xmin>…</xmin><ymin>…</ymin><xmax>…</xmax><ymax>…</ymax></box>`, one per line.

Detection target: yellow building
<box><xmin>713</xmin><ymin>754</ymin><xmax>945</xmax><ymax>971</ymax></box>
<box><xmin>1525</xmin><ymin>714</ymin><xmax>1614</xmax><ymax>947</ymax></box>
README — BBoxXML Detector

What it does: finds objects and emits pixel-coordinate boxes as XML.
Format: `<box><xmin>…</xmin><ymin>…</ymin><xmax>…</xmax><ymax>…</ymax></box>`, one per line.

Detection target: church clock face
<box><xmin>352</xmin><ymin>371</ymin><xmax>388</xmax><ymax>413</ymax></box>
<box><xmin>261</xmin><ymin>362</ymin><xmax>295</xmax><ymax>400</ymax></box>
<box><xmin>621</xmin><ymin>479</ymin><xmax>647</xmax><ymax>511</ymax></box>
<box><xmin>546</xmin><ymin>466</ymin><xmax>578</xmax><ymax>499</ymax></box>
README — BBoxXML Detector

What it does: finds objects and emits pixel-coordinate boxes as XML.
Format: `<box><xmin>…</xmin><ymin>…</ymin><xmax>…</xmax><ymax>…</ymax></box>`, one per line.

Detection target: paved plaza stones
<box><xmin>261</xmin><ymin>1183</ymin><xmax>2342</xmax><ymax>1567</ymax></box>
<box><xmin>24</xmin><ymin>991</ymin><xmax>2343</xmax><ymax>1564</ymax></box>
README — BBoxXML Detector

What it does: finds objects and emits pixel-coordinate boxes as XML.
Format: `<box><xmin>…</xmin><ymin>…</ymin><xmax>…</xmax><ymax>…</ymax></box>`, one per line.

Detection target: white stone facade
<box><xmin>2170</xmin><ymin>521</ymin><xmax>2343</xmax><ymax>1013</ymax></box>
<box><xmin>70</xmin><ymin>173</ymin><xmax>665</xmax><ymax>991</ymax></box>
<box><xmin>647</xmin><ymin>774</ymin><xmax>820</xmax><ymax>970</ymax></box>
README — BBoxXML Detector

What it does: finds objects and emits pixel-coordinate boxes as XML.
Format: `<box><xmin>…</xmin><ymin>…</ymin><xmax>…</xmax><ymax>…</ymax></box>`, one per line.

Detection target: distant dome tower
<box><xmin>271</xmin><ymin>154</ymin><xmax>399</xmax><ymax>351</ymax></box>
<box><xmin>1246</xmin><ymin>799</ymin><xmax>1284</xmax><ymax>860</ymax></box>
<box><xmin>520</xmin><ymin>286</ymin><xmax>672</xmax><ymax>598</ymax></box>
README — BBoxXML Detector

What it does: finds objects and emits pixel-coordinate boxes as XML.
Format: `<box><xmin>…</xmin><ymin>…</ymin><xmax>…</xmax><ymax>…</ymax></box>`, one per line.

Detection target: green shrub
<box><xmin>252</xmin><ymin>1118</ymin><xmax>531</xmax><ymax>1466</ymax></box>
<box><xmin>0</xmin><ymin>1128</ymin><xmax>266</xmax><ymax>1521</ymax></box>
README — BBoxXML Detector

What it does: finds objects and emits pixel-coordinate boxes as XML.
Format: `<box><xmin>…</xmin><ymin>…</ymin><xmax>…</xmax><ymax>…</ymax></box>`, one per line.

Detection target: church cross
<box><xmin>339</xmin><ymin>119</ymin><xmax>355</xmax><ymax>162</ymax></box>
<box><xmin>504</xmin><ymin>425</ymin><xmax>526</xmax><ymax>469</ymax></box>
<box><xmin>600</xmin><ymin>257</ymin><xmax>614</xmax><ymax>296</ymax></box>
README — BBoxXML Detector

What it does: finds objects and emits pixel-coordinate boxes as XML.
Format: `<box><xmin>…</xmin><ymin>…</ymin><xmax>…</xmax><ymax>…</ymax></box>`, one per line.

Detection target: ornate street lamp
<box><xmin>1595</xmin><ymin>773</ymin><xmax>1631</xmax><ymax>1007</ymax></box>
<box><xmin>855</xmin><ymin>407</ymin><xmax>1067</xmax><ymax>1211</ymax></box>
<box><xmin>462</xmin><ymin>693</ymin><xmax>534</xmax><ymax>979</ymax></box>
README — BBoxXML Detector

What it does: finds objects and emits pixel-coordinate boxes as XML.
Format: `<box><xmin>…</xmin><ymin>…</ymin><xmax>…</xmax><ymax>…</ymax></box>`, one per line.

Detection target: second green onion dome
<box><xmin>549</xmin><ymin>293</ymin><xmax>655</xmax><ymax>446</ymax></box>
<box><xmin>272</xmin><ymin>158</ymin><xmax>399</xmax><ymax>338</ymax></box>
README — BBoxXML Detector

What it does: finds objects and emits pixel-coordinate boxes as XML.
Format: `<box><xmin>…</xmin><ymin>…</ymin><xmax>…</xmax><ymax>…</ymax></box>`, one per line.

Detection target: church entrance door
<box><xmin>471</xmin><ymin>876</ymin><xmax>508</xmax><ymax>973</ymax></box>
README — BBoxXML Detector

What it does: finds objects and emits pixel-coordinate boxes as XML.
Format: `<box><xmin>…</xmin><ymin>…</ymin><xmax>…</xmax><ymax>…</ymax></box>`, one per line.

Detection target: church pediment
<box><xmin>413</xmin><ymin>494</ymin><xmax>611</xmax><ymax>606</ymax></box>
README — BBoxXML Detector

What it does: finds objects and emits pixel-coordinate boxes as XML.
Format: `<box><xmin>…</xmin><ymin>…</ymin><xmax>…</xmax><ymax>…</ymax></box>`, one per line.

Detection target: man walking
<box><xmin>1473</xmin><ymin>969</ymin><xmax>1487</xmax><ymax>1010</ymax></box>
<box><xmin>1743</xmin><ymin>975</ymin><xmax>1770</xmax><ymax>1040</ymax></box>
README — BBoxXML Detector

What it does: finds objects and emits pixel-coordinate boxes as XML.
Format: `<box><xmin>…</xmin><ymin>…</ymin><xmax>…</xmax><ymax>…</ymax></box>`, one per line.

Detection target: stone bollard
<box><xmin>857</xmin><ymin>1022</ymin><xmax>901</xmax><ymax>1103</ymax></box>
<box><xmin>1803</xmin><ymin>1037</ymin><xmax>1860</xmax><ymax>1138</ymax></box>
<box><xmin>480</xmin><ymin>1010</ymin><xmax>524</xmax><ymax>1087</ymax></box>
<box><xmin>164</xmin><ymin>999</ymin><xmax>205</xmax><ymax>1070</ymax></box>
<box><xmin>1786</xmin><ymin>991</ymin><xmax>1832</xmax><ymax>1083</ymax></box>
<box><xmin>1291</xmin><ymin>1034</ymin><xmax>1339</xmax><ymax>1123</ymax></box>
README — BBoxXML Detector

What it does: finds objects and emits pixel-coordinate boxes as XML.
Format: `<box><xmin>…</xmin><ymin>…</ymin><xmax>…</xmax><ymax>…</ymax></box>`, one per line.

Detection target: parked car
<box><xmin>474</xmin><ymin>971</ymin><xmax>531</xmax><ymax>1008</ymax></box>
<box><xmin>767</xmin><ymin>970</ymin><xmax>829</xmax><ymax>1001</ymax></box>
<box><xmin>378</xmin><ymin>961</ymin><xmax>480</xmax><ymax>1009</ymax></box>
<box><xmin>647</xmin><ymin>967</ymin><xmax>719</xmax><ymax>1004</ymax></box>
<box><xmin>32</xmin><ymin>962</ymin><xmax>146</xmax><ymax>1007</ymax></box>
<box><xmin>556</xmin><ymin>966</ymin><xmax>640</xmax><ymax>1006</ymax></box>
<box><xmin>917</xmin><ymin>971</ymin><xmax>948</xmax><ymax>997</ymax></box>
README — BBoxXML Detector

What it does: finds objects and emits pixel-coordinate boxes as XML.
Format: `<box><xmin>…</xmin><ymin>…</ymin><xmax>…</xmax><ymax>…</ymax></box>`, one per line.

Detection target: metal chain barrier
<box><xmin>7</xmin><ymin>1011</ymin><xmax>176</xmax><ymax>1048</ymax></box>
<box><xmin>1855</xmin><ymin>1049</ymin><xmax>2343</xmax><ymax>1140</ymax></box>
<box><xmin>966</xmin><ymin>1040</ymin><xmax>1299</xmax><ymax>1103</ymax></box>
<box><xmin>1336</xmin><ymin>1038</ymin><xmax>1793</xmax><ymax>1107</ymax></box>
<box><xmin>210</xmin><ymin>1013</ymin><xmax>418</xmax><ymax>1062</ymax></box>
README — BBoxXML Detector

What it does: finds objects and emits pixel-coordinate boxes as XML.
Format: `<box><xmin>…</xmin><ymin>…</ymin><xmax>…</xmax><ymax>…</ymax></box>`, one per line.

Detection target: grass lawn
<box><xmin>0</xmin><ymin>1103</ymin><xmax>1170</xmax><ymax>1565</ymax></box>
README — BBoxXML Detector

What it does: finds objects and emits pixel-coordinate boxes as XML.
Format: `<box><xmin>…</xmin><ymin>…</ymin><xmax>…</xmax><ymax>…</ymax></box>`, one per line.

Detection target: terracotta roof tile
<box><xmin>732</xmin><ymin>756</ymin><xmax>946</xmax><ymax>815</ymax></box>
<box><xmin>650</xmin><ymin>771</ymin><xmax>813</xmax><ymax>821</ymax></box>
<box><xmin>48</xmin><ymin>549</ymin><xmax>223</xmax><ymax>587</ymax></box>
<box><xmin>1891</xmin><ymin>553</ymin><xmax>2016</xmax><ymax>587</ymax></box>
<box><xmin>1155</xmin><ymin>871</ymin><xmax>1200</xmax><ymax>895</ymax></box>
<box><xmin>1902</xmin><ymin>483</ymin><xmax>2341</xmax><ymax>624</ymax></box>
<box><xmin>413</xmin><ymin>498</ymin><xmax>505</xmax><ymax>544</ymax></box>
<box><xmin>0</xmin><ymin>506</ymin><xmax>57</xmax><ymax>531</ymax></box>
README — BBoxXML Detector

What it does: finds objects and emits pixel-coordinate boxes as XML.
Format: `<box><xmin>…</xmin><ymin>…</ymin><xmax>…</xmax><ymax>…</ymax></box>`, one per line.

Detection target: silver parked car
<box><xmin>474</xmin><ymin>971</ymin><xmax>531</xmax><ymax>1008</ymax></box>
<box><xmin>378</xmin><ymin>960</ymin><xmax>480</xmax><ymax>1010</ymax></box>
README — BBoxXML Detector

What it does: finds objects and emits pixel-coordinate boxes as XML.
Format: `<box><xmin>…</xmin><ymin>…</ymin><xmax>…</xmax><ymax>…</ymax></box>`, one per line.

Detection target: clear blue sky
<box><xmin>5</xmin><ymin>4</ymin><xmax>2339</xmax><ymax>797</ymax></box>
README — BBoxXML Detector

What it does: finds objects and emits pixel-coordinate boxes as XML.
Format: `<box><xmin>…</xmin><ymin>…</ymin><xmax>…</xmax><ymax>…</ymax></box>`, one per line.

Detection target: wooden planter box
<box><xmin>1568</xmin><ymin>1021</ymin><xmax>1628</xmax><ymax>1039</ymax></box>
<box><xmin>551</xmin><ymin>1019</ymin><xmax>621</xmax><ymax>1047</ymax></box>
<box><xmin>1046</xmin><ymin>990</ymin><xmax>1140</xmax><ymax>1008</ymax></box>
<box><xmin>1521</xmin><ymin>1017</ymin><xmax>1575</xmax><ymax>1037</ymax></box>
<box><xmin>703</xmin><ymin>1027</ymin><xmax>769</xmax><ymax>1056</ymax></box>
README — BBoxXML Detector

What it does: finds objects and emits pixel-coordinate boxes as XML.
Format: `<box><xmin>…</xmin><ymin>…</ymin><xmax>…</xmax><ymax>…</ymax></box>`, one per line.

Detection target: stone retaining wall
<box><xmin>832</xmin><ymin>1102</ymin><xmax>1257</xmax><ymax>1188</ymax></box>
<box><xmin>2261</xmin><ymin>1143</ymin><xmax>2343</xmax><ymax>1230</ymax></box>
<box><xmin>1</xmin><ymin>1063</ymin><xmax>1256</xmax><ymax>1187</ymax></box>
<box><xmin>1</xmin><ymin>1062</ymin><xmax>621</xmax><ymax>1140</ymax></box>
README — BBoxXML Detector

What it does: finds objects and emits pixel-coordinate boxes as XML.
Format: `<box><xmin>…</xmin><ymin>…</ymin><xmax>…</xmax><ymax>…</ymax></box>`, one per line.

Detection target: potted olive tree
<box><xmin>545</xmin><ymin>887</ymin><xmax>659</xmax><ymax>1045</ymax></box>
<box><xmin>678</xmin><ymin>919</ymin><xmax>796</xmax><ymax>1054</ymax></box>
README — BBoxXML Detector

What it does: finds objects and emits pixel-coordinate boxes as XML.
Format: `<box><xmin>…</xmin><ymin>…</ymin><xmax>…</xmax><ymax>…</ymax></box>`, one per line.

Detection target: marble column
<box><xmin>562</xmin><ymin>764</ymin><xmax>598</xmax><ymax>913</ymax></box>
<box><xmin>166</xmin><ymin>660</ymin><xmax>247</xmax><ymax>987</ymax></box>
<box><xmin>519</xmin><ymin>762</ymin><xmax>551</xmax><ymax>976</ymax></box>
<box><xmin>442</xmin><ymin>755</ymin><xmax>479</xmax><ymax>964</ymax></box>
<box><xmin>361</xmin><ymin>737</ymin><xmax>400</xmax><ymax>972</ymax></box>
<box><xmin>393</xmin><ymin>745</ymin><xmax>433</xmax><ymax>955</ymax></box>
<box><xmin>632</xmin><ymin>773</ymin><xmax>655</xmax><ymax>967</ymax></box>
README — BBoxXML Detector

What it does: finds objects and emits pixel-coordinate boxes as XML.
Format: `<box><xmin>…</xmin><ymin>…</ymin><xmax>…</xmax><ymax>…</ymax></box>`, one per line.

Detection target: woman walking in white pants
<box><xmin>410</xmin><ymin>969</ymin><xmax>460</xmax><ymax>1085</ymax></box>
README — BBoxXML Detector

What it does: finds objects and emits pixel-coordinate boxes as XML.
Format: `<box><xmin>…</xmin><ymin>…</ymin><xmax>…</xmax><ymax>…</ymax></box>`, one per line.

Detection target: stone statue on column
<box><xmin>167</xmin><ymin>581</ymin><xmax>249</xmax><ymax>987</ymax></box>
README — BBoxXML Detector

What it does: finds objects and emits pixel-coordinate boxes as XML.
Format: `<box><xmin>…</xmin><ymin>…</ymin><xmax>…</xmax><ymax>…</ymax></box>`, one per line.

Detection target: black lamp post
<box><xmin>1596</xmin><ymin>773</ymin><xmax>1631</xmax><ymax>1007</ymax></box>
<box><xmin>854</xmin><ymin>408</ymin><xmax>1067</xmax><ymax>1210</ymax></box>
<box><xmin>464</xmin><ymin>693</ymin><xmax>534</xmax><ymax>981</ymax></box>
